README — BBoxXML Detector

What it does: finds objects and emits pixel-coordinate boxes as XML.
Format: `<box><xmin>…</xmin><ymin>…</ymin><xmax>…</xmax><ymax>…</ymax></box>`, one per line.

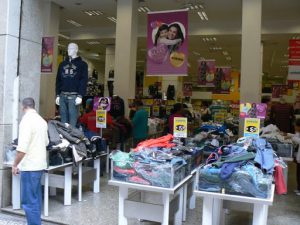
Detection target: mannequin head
<box><xmin>68</xmin><ymin>43</ymin><xmax>79</xmax><ymax>59</ymax></box>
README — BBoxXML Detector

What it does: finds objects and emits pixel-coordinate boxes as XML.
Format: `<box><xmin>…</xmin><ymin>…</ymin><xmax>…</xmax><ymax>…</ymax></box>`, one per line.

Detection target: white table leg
<box><xmin>189</xmin><ymin>177</ymin><xmax>196</xmax><ymax>209</ymax></box>
<box><xmin>202</xmin><ymin>197</ymin><xmax>213</xmax><ymax>225</ymax></box>
<box><xmin>94</xmin><ymin>158</ymin><xmax>100</xmax><ymax>193</ymax></box>
<box><xmin>118</xmin><ymin>187</ymin><xmax>128</xmax><ymax>225</ymax></box>
<box><xmin>12</xmin><ymin>174</ymin><xmax>21</xmax><ymax>210</ymax></box>
<box><xmin>253</xmin><ymin>204</ymin><xmax>269</xmax><ymax>225</ymax></box>
<box><xmin>212</xmin><ymin>199</ymin><xmax>223</xmax><ymax>225</ymax></box>
<box><xmin>78</xmin><ymin>162</ymin><xmax>82</xmax><ymax>202</ymax></box>
<box><xmin>106</xmin><ymin>146</ymin><xmax>110</xmax><ymax>174</ymax></box>
<box><xmin>175</xmin><ymin>188</ymin><xmax>183</xmax><ymax>225</ymax></box>
<box><xmin>183</xmin><ymin>184</ymin><xmax>188</xmax><ymax>221</ymax></box>
<box><xmin>162</xmin><ymin>193</ymin><xmax>170</xmax><ymax>225</ymax></box>
<box><xmin>44</xmin><ymin>173</ymin><xmax>49</xmax><ymax>217</ymax></box>
<box><xmin>64</xmin><ymin>166</ymin><xmax>72</xmax><ymax>205</ymax></box>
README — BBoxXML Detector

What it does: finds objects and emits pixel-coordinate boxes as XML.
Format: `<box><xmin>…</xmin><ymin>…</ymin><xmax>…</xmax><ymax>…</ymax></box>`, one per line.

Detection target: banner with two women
<box><xmin>146</xmin><ymin>10</ymin><xmax>188</xmax><ymax>76</ymax></box>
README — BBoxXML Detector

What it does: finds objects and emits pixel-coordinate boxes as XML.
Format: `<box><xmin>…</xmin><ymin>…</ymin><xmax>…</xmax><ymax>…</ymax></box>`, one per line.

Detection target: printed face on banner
<box><xmin>41</xmin><ymin>37</ymin><xmax>54</xmax><ymax>73</ymax></box>
<box><xmin>147</xmin><ymin>10</ymin><xmax>188</xmax><ymax>76</ymax></box>
<box><xmin>94</xmin><ymin>97</ymin><xmax>111</xmax><ymax>111</ymax></box>
<box><xmin>198</xmin><ymin>60</ymin><xmax>216</xmax><ymax>87</ymax></box>
<box><xmin>240</xmin><ymin>103</ymin><xmax>267</xmax><ymax>119</ymax></box>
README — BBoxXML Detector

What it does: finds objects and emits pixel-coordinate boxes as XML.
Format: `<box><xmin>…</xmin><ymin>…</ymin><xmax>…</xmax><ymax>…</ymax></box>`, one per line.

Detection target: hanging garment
<box><xmin>274</xmin><ymin>165</ymin><xmax>287</xmax><ymax>195</ymax></box>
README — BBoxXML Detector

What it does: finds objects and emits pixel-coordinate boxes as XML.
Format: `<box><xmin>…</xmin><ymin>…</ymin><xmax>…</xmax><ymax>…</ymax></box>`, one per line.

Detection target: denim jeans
<box><xmin>21</xmin><ymin>171</ymin><xmax>43</xmax><ymax>225</ymax></box>
<box><xmin>59</xmin><ymin>94</ymin><xmax>78</xmax><ymax>127</ymax></box>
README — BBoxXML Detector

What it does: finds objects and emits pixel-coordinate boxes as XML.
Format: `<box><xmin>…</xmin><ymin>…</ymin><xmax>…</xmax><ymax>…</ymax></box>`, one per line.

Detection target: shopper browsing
<box><xmin>131</xmin><ymin>101</ymin><xmax>148</xmax><ymax>147</ymax></box>
<box><xmin>12</xmin><ymin>98</ymin><xmax>49</xmax><ymax>225</ymax></box>
<box><xmin>284</xmin><ymin>118</ymin><xmax>300</xmax><ymax>195</ymax></box>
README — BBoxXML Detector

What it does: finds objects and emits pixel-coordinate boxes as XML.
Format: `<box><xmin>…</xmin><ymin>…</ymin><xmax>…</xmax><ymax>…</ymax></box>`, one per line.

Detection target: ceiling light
<box><xmin>201</xmin><ymin>11</ymin><xmax>208</xmax><ymax>20</ymax></box>
<box><xmin>197</xmin><ymin>11</ymin><xmax>208</xmax><ymax>21</ymax></box>
<box><xmin>222</xmin><ymin>51</ymin><xmax>229</xmax><ymax>56</ymax></box>
<box><xmin>66</xmin><ymin>19</ymin><xmax>82</xmax><ymax>27</ymax></box>
<box><xmin>197</xmin><ymin>11</ymin><xmax>204</xmax><ymax>20</ymax></box>
<box><xmin>193</xmin><ymin>51</ymin><xmax>201</xmax><ymax>56</ymax></box>
<box><xmin>185</xmin><ymin>4</ymin><xmax>204</xmax><ymax>10</ymax></box>
<box><xmin>86</xmin><ymin>41</ymin><xmax>101</xmax><ymax>45</ymax></box>
<box><xmin>107</xmin><ymin>17</ymin><xmax>117</xmax><ymax>23</ymax></box>
<box><xmin>58</xmin><ymin>33</ymin><xmax>70</xmax><ymax>40</ymax></box>
<box><xmin>138</xmin><ymin>6</ymin><xmax>151</xmax><ymax>13</ymax></box>
<box><xmin>226</xmin><ymin>56</ymin><xmax>232</xmax><ymax>61</ymax></box>
<box><xmin>83</xmin><ymin>10</ymin><xmax>103</xmax><ymax>16</ymax></box>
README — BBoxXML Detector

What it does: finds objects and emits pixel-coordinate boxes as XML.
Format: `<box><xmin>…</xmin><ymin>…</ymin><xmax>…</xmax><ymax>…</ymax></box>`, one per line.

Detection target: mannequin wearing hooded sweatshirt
<box><xmin>56</xmin><ymin>43</ymin><xmax>88</xmax><ymax>127</ymax></box>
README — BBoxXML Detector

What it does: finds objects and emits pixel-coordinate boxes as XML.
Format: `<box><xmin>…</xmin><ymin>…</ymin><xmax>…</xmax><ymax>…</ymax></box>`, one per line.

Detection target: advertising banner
<box><xmin>198</xmin><ymin>60</ymin><xmax>216</xmax><ymax>87</ymax></box>
<box><xmin>41</xmin><ymin>37</ymin><xmax>54</xmax><ymax>73</ymax></box>
<box><xmin>94</xmin><ymin>97</ymin><xmax>111</xmax><ymax>111</ymax></box>
<box><xmin>146</xmin><ymin>10</ymin><xmax>188</xmax><ymax>76</ymax></box>
<box><xmin>173</xmin><ymin>117</ymin><xmax>188</xmax><ymax>138</ymax></box>
<box><xmin>183</xmin><ymin>82</ymin><xmax>193</xmax><ymax>97</ymax></box>
<box><xmin>240</xmin><ymin>103</ymin><xmax>267</xmax><ymax>119</ymax></box>
<box><xmin>288</xmin><ymin>39</ymin><xmax>300</xmax><ymax>80</ymax></box>
<box><xmin>244</xmin><ymin>118</ymin><xmax>260</xmax><ymax>138</ymax></box>
<box><xmin>96</xmin><ymin>110</ymin><xmax>107</xmax><ymax>128</ymax></box>
<box><xmin>213</xmin><ymin>67</ymin><xmax>231</xmax><ymax>94</ymax></box>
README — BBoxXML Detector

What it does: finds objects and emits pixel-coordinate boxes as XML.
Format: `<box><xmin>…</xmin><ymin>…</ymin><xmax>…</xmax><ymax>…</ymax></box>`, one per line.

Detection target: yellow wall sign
<box><xmin>173</xmin><ymin>117</ymin><xmax>188</xmax><ymax>138</ymax></box>
<box><xmin>244</xmin><ymin>118</ymin><xmax>260</xmax><ymax>138</ymax></box>
<box><xmin>96</xmin><ymin>110</ymin><xmax>107</xmax><ymax>128</ymax></box>
<box><xmin>214</xmin><ymin>112</ymin><xmax>226</xmax><ymax>123</ymax></box>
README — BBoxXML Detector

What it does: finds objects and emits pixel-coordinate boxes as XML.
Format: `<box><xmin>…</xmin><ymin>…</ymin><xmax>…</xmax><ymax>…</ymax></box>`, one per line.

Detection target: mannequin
<box><xmin>55</xmin><ymin>43</ymin><xmax>88</xmax><ymax>127</ymax></box>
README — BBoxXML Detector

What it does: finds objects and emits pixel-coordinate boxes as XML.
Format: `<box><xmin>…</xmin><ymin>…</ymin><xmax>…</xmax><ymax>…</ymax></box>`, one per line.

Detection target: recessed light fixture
<box><xmin>66</xmin><ymin>19</ymin><xmax>82</xmax><ymax>27</ymax></box>
<box><xmin>226</xmin><ymin>56</ymin><xmax>232</xmax><ymax>61</ymax></box>
<box><xmin>86</xmin><ymin>41</ymin><xmax>101</xmax><ymax>45</ymax></box>
<box><xmin>222</xmin><ymin>51</ymin><xmax>229</xmax><ymax>56</ymax></box>
<box><xmin>209</xmin><ymin>47</ymin><xmax>222</xmax><ymax>51</ymax></box>
<box><xmin>138</xmin><ymin>6</ymin><xmax>151</xmax><ymax>13</ymax></box>
<box><xmin>58</xmin><ymin>33</ymin><xmax>70</xmax><ymax>40</ymax></box>
<box><xmin>197</xmin><ymin>11</ymin><xmax>208</xmax><ymax>21</ymax></box>
<box><xmin>203</xmin><ymin>37</ymin><xmax>217</xmax><ymax>42</ymax></box>
<box><xmin>107</xmin><ymin>16</ymin><xmax>117</xmax><ymax>23</ymax></box>
<box><xmin>185</xmin><ymin>4</ymin><xmax>204</xmax><ymax>10</ymax></box>
<box><xmin>83</xmin><ymin>10</ymin><xmax>103</xmax><ymax>16</ymax></box>
<box><xmin>192</xmin><ymin>51</ymin><xmax>201</xmax><ymax>56</ymax></box>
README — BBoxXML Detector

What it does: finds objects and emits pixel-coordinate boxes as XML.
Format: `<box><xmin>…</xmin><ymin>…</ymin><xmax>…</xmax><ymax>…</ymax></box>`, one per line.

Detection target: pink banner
<box><xmin>146</xmin><ymin>10</ymin><xmax>188</xmax><ymax>76</ymax></box>
<box><xmin>198</xmin><ymin>60</ymin><xmax>216</xmax><ymax>87</ymax></box>
<box><xmin>41</xmin><ymin>37</ymin><xmax>54</xmax><ymax>73</ymax></box>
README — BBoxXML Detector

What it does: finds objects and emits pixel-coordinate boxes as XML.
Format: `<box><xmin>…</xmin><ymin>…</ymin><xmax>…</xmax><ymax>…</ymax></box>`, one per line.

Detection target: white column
<box><xmin>40</xmin><ymin>1</ymin><xmax>60</xmax><ymax>118</ymax></box>
<box><xmin>240</xmin><ymin>0</ymin><xmax>262</xmax><ymax>103</ymax></box>
<box><xmin>114</xmin><ymin>0</ymin><xmax>138</xmax><ymax>115</ymax></box>
<box><xmin>104</xmin><ymin>45</ymin><xmax>115</xmax><ymax>97</ymax></box>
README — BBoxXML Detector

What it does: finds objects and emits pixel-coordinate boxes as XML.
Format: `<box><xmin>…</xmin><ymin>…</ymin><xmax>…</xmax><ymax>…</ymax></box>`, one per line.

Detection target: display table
<box><xmin>194</xmin><ymin>184</ymin><xmax>275</xmax><ymax>225</ymax></box>
<box><xmin>109</xmin><ymin>173</ymin><xmax>196</xmax><ymax>225</ymax></box>
<box><xmin>9</xmin><ymin>152</ymin><xmax>107</xmax><ymax>217</ymax></box>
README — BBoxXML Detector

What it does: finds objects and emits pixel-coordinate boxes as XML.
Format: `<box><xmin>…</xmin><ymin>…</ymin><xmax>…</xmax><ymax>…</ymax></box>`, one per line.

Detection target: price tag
<box><xmin>96</xmin><ymin>110</ymin><xmax>107</xmax><ymax>128</ymax></box>
<box><xmin>244</xmin><ymin>118</ymin><xmax>260</xmax><ymax>138</ymax></box>
<box><xmin>173</xmin><ymin>117</ymin><xmax>187</xmax><ymax>138</ymax></box>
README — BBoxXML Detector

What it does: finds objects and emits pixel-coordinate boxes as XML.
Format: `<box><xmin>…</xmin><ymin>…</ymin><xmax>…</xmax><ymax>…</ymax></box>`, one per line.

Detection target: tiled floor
<box><xmin>2</xmin><ymin>162</ymin><xmax>300</xmax><ymax>225</ymax></box>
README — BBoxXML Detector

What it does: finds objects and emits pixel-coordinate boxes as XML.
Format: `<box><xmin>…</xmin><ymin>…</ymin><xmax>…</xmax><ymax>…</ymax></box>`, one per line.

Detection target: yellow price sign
<box><xmin>96</xmin><ymin>110</ymin><xmax>107</xmax><ymax>128</ymax></box>
<box><xmin>244</xmin><ymin>118</ymin><xmax>260</xmax><ymax>138</ymax></box>
<box><xmin>173</xmin><ymin>117</ymin><xmax>187</xmax><ymax>138</ymax></box>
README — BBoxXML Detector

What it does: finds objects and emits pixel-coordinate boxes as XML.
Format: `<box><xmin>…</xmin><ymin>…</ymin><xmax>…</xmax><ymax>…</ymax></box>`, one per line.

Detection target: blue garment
<box><xmin>21</xmin><ymin>171</ymin><xmax>43</xmax><ymax>225</ymax></box>
<box><xmin>56</xmin><ymin>57</ymin><xmax>88</xmax><ymax>97</ymax></box>
<box><xmin>252</xmin><ymin>138</ymin><xmax>274</xmax><ymax>174</ymax></box>
<box><xmin>132</xmin><ymin>109</ymin><xmax>148</xmax><ymax>140</ymax></box>
<box><xmin>59</xmin><ymin>94</ymin><xmax>79</xmax><ymax>127</ymax></box>
<box><xmin>220</xmin><ymin>162</ymin><xmax>244</xmax><ymax>180</ymax></box>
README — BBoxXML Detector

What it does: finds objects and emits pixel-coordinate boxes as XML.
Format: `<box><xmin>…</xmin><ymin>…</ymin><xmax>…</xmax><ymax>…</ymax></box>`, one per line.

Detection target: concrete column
<box><xmin>240</xmin><ymin>0</ymin><xmax>262</xmax><ymax>103</ymax></box>
<box><xmin>104</xmin><ymin>45</ymin><xmax>115</xmax><ymax>97</ymax></box>
<box><xmin>0</xmin><ymin>0</ymin><xmax>48</xmax><ymax>207</ymax></box>
<box><xmin>40</xmin><ymin>1</ymin><xmax>60</xmax><ymax>118</ymax></box>
<box><xmin>114</xmin><ymin>0</ymin><xmax>138</xmax><ymax>114</ymax></box>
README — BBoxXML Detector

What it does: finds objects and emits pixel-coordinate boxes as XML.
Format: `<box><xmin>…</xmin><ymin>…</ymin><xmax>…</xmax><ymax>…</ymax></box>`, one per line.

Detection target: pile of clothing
<box><xmin>48</xmin><ymin>120</ymin><xmax>105</xmax><ymax>166</ymax></box>
<box><xmin>260</xmin><ymin>124</ymin><xmax>294</xmax><ymax>158</ymax></box>
<box><xmin>110</xmin><ymin>135</ymin><xmax>202</xmax><ymax>188</ymax></box>
<box><xmin>148</xmin><ymin>118</ymin><xmax>164</xmax><ymax>136</ymax></box>
<box><xmin>198</xmin><ymin>138</ymin><xmax>275</xmax><ymax>198</ymax></box>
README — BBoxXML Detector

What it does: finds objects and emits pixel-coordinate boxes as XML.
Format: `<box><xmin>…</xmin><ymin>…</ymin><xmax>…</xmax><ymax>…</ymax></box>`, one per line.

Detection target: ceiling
<box><xmin>53</xmin><ymin>0</ymin><xmax>300</xmax><ymax>84</ymax></box>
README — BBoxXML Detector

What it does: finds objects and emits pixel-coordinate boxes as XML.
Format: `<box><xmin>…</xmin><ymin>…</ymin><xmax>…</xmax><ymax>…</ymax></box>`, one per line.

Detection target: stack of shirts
<box><xmin>110</xmin><ymin>134</ymin><xmax>202</xmax><ymax>188</ymax></box>
<box><xmin>198</xmin><ymin>138</ymin><xmax>274</xmax><ymax>198</ymax></box>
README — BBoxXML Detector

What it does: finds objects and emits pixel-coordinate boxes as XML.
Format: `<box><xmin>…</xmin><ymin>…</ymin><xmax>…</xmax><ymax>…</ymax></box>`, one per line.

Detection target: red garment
<box><xmin>169</xmin><ymin>113</ymin><xmax>183</xmax><ymax>134</ymax></box>
<box><xmin>80</xmin><ymin>111</ymin><xmax>98</xmax><ymax>133</ymax></box>
<box><xmin>80</xmin><ymin>111</ymin><xmax>113</xmax><ymax>133</ymax></box>
<box><xmin>134</xmin><ymin>134</ymin><xmax>174</xmax><ymax>151</ymax></box>
<box><xmin>274</xmin><ymin>165</ymin><xmax>287</xmax><ymax>195</ymax></box>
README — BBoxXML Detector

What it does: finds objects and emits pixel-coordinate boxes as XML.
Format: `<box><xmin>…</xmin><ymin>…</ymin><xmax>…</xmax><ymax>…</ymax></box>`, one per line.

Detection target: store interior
<box><xmin>3</xmin><ymin>0</ymin><xmax>300</xmax><ymax>225</ymax></box>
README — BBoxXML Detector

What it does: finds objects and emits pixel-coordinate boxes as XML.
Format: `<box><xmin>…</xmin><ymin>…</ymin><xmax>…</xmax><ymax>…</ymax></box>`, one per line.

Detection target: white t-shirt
<box><xmin>17</xmin><ymin>109</ymin><xmax>49</xmax><ymax>171</ymax></box>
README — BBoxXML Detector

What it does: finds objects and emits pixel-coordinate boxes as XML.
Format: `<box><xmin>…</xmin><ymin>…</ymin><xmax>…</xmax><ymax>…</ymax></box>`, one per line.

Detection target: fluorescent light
<box><xmin>213</xmin><ymin>37</ymin><xmax>217</xmax><ymax>41</ymax></box>
<box><xmin>107</xmin><ymin>17</ymin><xmax>117</xmax><ymax>23</ymax></box>
<box><xmin>201</xmin><ymin>11</ymin><xmax>208</xmax><ymax>20</ymax></box>
<box><xmin>83</xmin><ymin>10</ymin><xmax>103</xmax><ymax>16</ymax></box>
<box><xmin>86</xmin><ymin>41</ymin><xmax>100</xmax><ymax>45</ymax></box>
<box><xmin>223</xmin><ymin>51</ymin><xmax>229</xmax><ymax>56</ymax></box>
<box><xmin>197</xmin><ymin>11</ymin><xmax>204</xmax><ymax>20</ymax></box>
<box><xmin>186</xmin><ymin>4</ymin><xmax>204</xmax><ymax>10</ymax></box>
<box><xmin>193</xmin><ymin>51</ymin><xmax>201</xmax><ymax>56</ymax></box>
<box><xmin>58</xmin><ymin>33</ymin><xmax>70</xmax><ymax>40</ymax></box>
<box><xmin>66</xmin><ymin>19</ymin><xmax>82</xmax><ymax>27</ymax></box>
<box><xmin>226</xmin><ymin>56</ymin><xmax>232</xmax><ymax>61</ymax></box>
<box><xmin>138</xmin><ymin>6</ymin><xmax>151</xmax><ymax>13</ymax></box>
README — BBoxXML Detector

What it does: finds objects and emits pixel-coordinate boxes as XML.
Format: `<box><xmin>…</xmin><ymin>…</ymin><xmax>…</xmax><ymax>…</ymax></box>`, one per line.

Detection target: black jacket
<box><xmin>56</xmin><ymin>57</ymin><xmax>88</xmax><ymax>97</ymax></box>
